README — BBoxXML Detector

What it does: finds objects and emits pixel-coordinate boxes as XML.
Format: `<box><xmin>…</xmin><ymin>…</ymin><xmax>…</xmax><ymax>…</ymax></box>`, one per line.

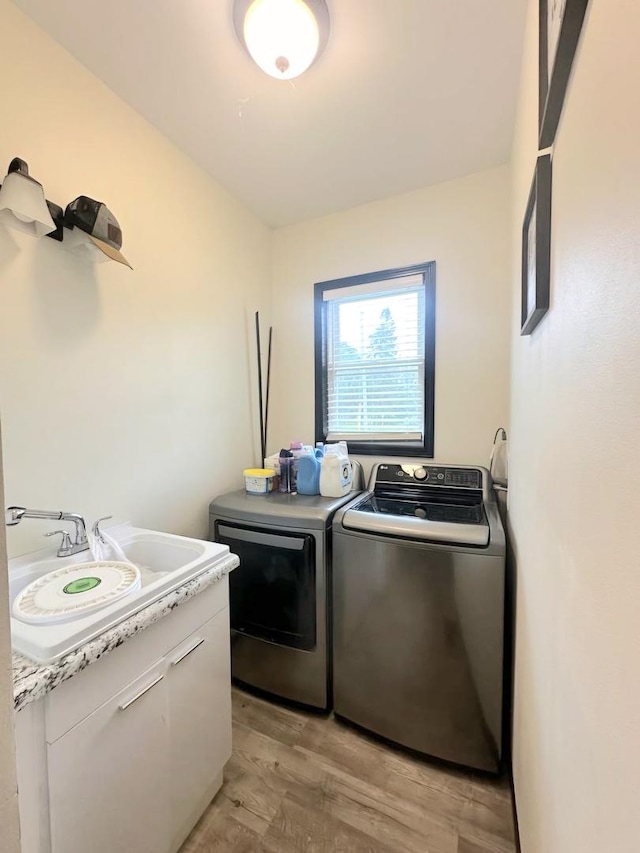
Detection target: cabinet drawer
<box><xmin>46</xmin><ymin>576</ymin><xmax>228</xmax><ymax>743</ymax></box>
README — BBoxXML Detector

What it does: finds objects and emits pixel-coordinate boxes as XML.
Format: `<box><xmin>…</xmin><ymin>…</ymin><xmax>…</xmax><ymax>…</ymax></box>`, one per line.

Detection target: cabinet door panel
<box><xmin>168</xmin><ymin>607</ymin><xmax>231</xmax><ymax>845</ymax></box>
<box><xmin>47</xmin><ymin>663</ymin><xmax>170</xmax><ymax>853</ymax></box>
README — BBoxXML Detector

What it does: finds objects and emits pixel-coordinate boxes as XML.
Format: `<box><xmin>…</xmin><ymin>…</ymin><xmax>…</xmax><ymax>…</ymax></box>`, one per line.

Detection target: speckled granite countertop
<box><xmin>13</xmin><ymin>553</ymin><xmax>239</xmax><ymax>713</ymax></box>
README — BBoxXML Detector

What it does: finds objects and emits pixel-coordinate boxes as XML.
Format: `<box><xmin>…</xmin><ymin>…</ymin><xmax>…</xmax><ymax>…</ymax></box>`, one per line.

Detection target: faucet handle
<box><xmin>92</xmin><ymin>516</ymin><xmax>113</xmax><ymax>543</ymax></box>
<box><xmin>44</xmin><ymin>530</ymin><xmax>73</xmax><ymax>552</ymax></box>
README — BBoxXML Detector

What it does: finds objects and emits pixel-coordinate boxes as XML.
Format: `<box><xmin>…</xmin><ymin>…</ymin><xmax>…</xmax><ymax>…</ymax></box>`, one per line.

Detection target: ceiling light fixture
<box><xmin>233</xmin><ymin>0</ymin><xmax>330</xmax><ymax>80</ymax></box>
<box><xmin>0</xmin><ymin>158</ymin><xmax>56</xmax><ymax>238</ymax></box>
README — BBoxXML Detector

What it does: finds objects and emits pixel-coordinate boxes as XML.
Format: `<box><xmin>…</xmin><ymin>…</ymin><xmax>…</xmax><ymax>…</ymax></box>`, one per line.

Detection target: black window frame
<box><xmin>314</xmin><ymin>261</ymin><xmax>436</xmax><ymax>458</ymax></box>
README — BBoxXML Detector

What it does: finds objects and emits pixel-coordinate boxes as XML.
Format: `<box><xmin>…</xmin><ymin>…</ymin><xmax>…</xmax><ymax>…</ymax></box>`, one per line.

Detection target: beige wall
<box><xmin>0</xmin><ymin>7</ymin><xmax>270</xmax><ymax>833</ymax></box>
<box><xmin>0</xmin><ymin>425</ymin><xmax>20</xmax><ymax>853</ymax></box>
<box><xmin>0</xmin><ymin>0</ymin><xmax>270</xmax><ymax>559</ymax></box>
<box><xmin>270</xmin><ymin>166</ymin><xmax>511</xmax><ymax>469</ymax></box>
<box><xmin>509</xmin><ymin>1</ymin><xmax>640</xmax><ymax>850</ymax></box>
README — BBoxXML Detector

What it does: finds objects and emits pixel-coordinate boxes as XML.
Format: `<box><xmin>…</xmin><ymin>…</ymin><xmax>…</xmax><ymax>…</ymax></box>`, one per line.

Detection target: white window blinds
<box><xmin>323</xmin><ymin>275</ymin><xmax>426</xmax><ymax>442</ymax></box>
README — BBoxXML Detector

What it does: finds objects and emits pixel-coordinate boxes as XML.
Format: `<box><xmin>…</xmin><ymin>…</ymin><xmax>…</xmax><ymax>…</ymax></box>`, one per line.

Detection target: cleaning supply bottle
<box><xmin>289</xmin><ymin>441</ymin><xmax>303</xmax><ymax>492</ymax></box>
<box><xmin>296</xmin><ymin>446</ymin><xmax>323</xmax><ymax>495</ymax></box>
<box><xmin>278</xmin><ymin>449</ymin><xmax>293</xmax><ymax>493</ymax></box>
<box><xmin>319</xmin><ymin>444</ymin><xmax>354</xmax><ymax>497</ymax></box>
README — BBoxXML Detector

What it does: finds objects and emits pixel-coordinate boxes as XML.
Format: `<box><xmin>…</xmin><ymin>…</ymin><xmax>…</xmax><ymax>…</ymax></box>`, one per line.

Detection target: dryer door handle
<box><xmin>216</xmin><ymin>525</ymin><xmax>305</xmax><ymax>550</ymax></box>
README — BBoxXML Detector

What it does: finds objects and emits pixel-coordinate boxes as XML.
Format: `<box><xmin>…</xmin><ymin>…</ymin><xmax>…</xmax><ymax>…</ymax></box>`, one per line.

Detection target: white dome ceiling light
<box><xmin>233</xmin><ymin>0</ymin><xmax>330</xmax><ymax>81</ymax></box>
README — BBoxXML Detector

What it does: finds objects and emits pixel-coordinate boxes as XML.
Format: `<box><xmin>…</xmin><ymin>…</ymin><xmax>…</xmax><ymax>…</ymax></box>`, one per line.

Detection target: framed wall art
<box><xmin>539</xmin><ymin>0</ymin><xmax>590</xmax><ymax>148</ymax></box>
<box><xmin>521</xmin><ymin>153</ymin><xmax>552</xmax><ymax>336</ymax></box>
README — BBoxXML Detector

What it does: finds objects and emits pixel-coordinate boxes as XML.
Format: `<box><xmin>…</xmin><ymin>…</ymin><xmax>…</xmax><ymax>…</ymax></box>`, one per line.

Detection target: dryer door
<box><xmin>215</xmin><ymin>522</ymin><xmax>316</xmax><ymax>651</ymax></box>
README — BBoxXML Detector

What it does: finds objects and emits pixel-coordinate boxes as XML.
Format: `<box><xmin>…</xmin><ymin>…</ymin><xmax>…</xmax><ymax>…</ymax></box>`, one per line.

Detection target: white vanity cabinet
<box><xmin>15</xmin><ymin>577</ymin><xmax>232</xmax><ymax>853</ymax></box>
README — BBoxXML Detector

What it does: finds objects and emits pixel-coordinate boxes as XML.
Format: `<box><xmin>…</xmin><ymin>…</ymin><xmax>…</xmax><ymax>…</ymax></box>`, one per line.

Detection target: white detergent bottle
<box><xmin>319</xmin><ymin>444</ymin><xmax>353</xmax><ymax>497</ymax></box>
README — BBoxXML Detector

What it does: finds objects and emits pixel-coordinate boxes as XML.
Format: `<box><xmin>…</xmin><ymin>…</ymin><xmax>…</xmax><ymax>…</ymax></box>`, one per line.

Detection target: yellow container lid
<box><xmin>243</xmin><ymin>468</ymin><xmax>275</xmax><ymax>477</ymax></box>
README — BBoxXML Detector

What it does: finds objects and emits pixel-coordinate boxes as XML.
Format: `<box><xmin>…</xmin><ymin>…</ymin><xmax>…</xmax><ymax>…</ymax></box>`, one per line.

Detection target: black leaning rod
<box><xmin>255</xmin><ymin>311</ymin><xmax>266</xmax><ymax>465</ymax></box>
<box><xmin>263</xmin><ymin>326</ymin><xmax>273</xmax><ymax>457</ymax></box>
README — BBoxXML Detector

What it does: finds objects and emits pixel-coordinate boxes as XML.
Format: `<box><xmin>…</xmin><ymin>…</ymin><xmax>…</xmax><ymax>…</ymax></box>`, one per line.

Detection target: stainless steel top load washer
<box><xmin>209</xmin><ymin>489</ymin><xmax>359</xmax><ymax>711</ymax></box>
<box><xmin>332</xmin><ymin>462</ymin><xmax>505</xmax><ymax>772</ymax></box>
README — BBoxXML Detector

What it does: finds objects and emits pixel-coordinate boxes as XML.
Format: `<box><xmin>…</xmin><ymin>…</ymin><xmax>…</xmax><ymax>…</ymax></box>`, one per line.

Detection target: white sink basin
<box><xmin>9</xmin><ymin>523</ymin><xmax>230</xmax><ymax>664</ymax></box>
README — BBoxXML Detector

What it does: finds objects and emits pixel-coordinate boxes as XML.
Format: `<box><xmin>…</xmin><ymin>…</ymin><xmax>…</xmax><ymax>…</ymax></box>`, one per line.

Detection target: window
<box><xmin>314</xmin><ymin>262</ymin><xmax>436</xmax><ymax>457</ymax></box>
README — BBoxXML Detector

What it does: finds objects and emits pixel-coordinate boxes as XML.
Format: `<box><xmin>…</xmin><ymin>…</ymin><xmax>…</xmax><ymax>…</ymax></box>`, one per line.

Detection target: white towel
<box><xmin>87</xmin><ymin>527</ymin><xmax>129</xmax><ymax>563</ymax></box>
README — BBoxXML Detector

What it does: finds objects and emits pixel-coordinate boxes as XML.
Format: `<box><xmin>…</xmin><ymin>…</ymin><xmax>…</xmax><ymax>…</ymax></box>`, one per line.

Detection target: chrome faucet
<box><xmin>5</xmin><ymin>506</ymin><xmax>89</xmax><ymax>557</ymax></box>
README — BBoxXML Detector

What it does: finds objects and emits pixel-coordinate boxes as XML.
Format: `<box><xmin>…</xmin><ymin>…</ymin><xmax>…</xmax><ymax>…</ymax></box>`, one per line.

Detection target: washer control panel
<box><xmin>375</xmin><ymin>464</ymin><xmax>482</xmax><ymax>490</ymax></box>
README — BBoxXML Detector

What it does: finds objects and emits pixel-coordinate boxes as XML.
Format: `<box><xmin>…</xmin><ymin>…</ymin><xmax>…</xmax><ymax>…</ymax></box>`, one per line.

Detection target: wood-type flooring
<box><xmin>181</xmin><ymin>687</ymin><xmax>517</xmax><ymax>853</ymax></box>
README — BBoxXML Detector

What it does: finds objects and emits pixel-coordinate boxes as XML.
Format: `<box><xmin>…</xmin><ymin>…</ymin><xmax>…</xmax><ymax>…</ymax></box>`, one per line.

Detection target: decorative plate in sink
<box><xmin>13</xmin><ymin>561</ymin><xmax>141</xmax><ymax>625</ymax></box>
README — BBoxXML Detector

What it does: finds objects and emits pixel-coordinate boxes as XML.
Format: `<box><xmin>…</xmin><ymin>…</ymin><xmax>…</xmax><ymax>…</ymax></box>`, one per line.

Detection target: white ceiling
<box><xmin>13</xmin><ymin>0</ymin><xmax>526</xmax><ymax>227</ymax></box>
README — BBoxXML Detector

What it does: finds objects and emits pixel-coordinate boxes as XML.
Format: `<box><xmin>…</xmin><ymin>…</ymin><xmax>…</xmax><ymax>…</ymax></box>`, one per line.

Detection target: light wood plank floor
<box><xmin>181</xmin><ymin>687</ymin><xmax>517</xmax><ymax>853</ymax></box>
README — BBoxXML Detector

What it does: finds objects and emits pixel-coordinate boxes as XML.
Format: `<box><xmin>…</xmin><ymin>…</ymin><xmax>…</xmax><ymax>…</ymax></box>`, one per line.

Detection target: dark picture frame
<box><xmin>539</xmin><ymin>0</ymin><xmax>590</xmax><ymax>148</ymax></box>
<box><xmin>521</xmin><ymin>154</ymin><xmax>552</xmax><ymax>336</ymax></box>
